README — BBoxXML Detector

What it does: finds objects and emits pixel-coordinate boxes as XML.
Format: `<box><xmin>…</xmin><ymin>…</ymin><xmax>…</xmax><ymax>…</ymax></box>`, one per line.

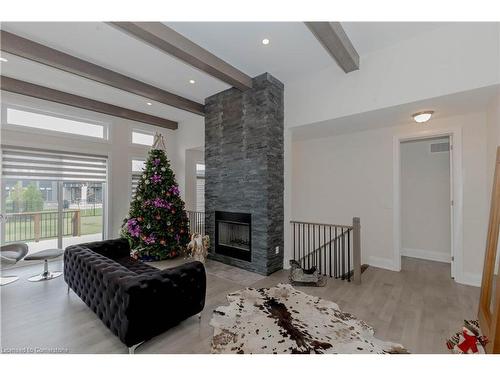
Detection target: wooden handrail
<box><xmin>290</xmin><ymin>220</ymin><xmax>353</xmax><ymax>229</ymax></box>
<box><xmin>5</xmin><ymin>209</ymin><xmax>81</xmax><ymax>216</ymax></box>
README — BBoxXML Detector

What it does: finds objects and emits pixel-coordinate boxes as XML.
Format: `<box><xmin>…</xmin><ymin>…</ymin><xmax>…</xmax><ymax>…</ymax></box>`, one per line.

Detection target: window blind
<box><xmin>131</xmin><ymin>173</ymin><xmax>142</xmax><ymax>196</ymax></box>
<box><xmin>196</xmin><ymin>177</ymin><xmax>205</xmax><ymax>212</ymax></box>
<box><xmin>1</xmin><ymin>146</ymin><xmax>107</xmax><ymax>182</ymax></box>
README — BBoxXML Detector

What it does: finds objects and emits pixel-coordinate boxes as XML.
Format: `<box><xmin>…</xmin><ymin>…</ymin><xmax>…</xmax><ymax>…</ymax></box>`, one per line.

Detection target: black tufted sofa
<box><xmin>64</xmin><ymin>238</ymin><xmax>206</xmax><ymax>349</ymax></box>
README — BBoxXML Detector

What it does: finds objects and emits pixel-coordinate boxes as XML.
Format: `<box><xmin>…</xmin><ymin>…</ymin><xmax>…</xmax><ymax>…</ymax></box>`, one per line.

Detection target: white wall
<box><xmin>486</xmin><ymin>93</ymin><xmax>500</xmax><ymax>195</ymax></box>
<box><xmin>170</xmin><ymin>116</ymin><xmax>205</xmax><ymax>204</ymax></box>
<box><xmin>286</xmin><ymin>23</ymin><xmax>500</xmax><ymax>129</ymax></box>
<box><xmin>0</xmin><ymin>92</ymin><xmax>193</xmax><ymax>240</ymax></box>
<box><xmin>291</xmin><ymin>111</ymin><xmax>489</xmax><ymax>285</ymax></box>
<box><xmin>400</xmin><ymin>138</ymin><xmax>451</xmax><ymax>262</ymax></box>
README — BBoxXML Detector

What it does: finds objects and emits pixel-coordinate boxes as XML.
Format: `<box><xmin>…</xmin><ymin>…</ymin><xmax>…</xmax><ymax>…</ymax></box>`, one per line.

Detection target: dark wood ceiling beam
<box><xmin>109</xmin><ymin>22</ymin><xmax>253</xmax><ymax>91</ymax></box>
<box><xmin>0</xmin><ymin>30</ymin><xmax>205</xmax><ymax>116</ymax></box>
<box><xmin>305</xmin><ymin>22</ymin><xmax>360</xmax><ymax>73</ymax></box>
<box><xmin>0</xmin><ymin>76</ymin><xmax>178</xmax><ymax>130</ymax></box>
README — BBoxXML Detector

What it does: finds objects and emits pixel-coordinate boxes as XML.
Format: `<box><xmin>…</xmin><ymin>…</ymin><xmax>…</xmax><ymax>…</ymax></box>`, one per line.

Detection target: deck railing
<box><xmin>3</xmin><ymin>210</ymin><xmax>82</xmax><ymax>243</ymax></box>
<box><xmin>187</xmin><ymin>210</ymin><xmax>205</xmax><ymax>235</ymax></box>
<box><xmin>290</xmin><ymin>217</ymin><xmax>361</xmax><ymax>284</ymax></box>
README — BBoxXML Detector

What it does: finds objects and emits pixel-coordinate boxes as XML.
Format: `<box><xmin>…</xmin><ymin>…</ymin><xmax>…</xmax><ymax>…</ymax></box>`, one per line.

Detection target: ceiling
<box><xmin>291</xmin><ymin>84</ymin><xmax>500</xmax><ymax>141</ymax></box>
<box><xmin>0</xmin><ymin>22</ymin><xmax>451</xmax><ymax>125</ymax></box>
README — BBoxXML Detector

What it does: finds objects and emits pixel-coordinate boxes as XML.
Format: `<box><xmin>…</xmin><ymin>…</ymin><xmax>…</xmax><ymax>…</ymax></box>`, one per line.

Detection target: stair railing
<box><xmin>290</xmin><ymin>217</ymin><xmax>361</xmax><ymax>284</ymax></box>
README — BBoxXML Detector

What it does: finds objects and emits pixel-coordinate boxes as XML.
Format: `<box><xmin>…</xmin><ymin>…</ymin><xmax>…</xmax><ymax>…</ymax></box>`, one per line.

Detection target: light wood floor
<box><xmin>0</xmin><ymin>256</ymin><xmax>479</xmax><ymax>354</ymax></box>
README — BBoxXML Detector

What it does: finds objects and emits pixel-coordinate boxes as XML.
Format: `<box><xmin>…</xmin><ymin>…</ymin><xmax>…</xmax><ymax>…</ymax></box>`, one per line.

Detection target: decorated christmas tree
<box><xmin>121</xmin><ymin>133</ymin><xmax>190</xmax><ymax>260</ymax></box>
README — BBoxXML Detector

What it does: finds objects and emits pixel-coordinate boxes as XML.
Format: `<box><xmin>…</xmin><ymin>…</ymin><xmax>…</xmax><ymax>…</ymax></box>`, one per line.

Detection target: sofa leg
<box><xmin>128</xmin><ymin>341</ymin><xmax>144</xmax><ymax>354</ymax></box>
<box><xmin>197</xmin><ymin>312</ymin><xmax>202</xmax><ymax>320</ymax></box>
<box><xmin>67</xmin><ymin>284</ymin><xmax>70</xmax><ymax>294</ymax></box>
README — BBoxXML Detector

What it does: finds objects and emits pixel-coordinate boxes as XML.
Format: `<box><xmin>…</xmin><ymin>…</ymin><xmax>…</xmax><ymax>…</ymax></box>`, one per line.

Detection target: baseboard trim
<box><xmin>456</xmin><ymin>272</ymin><xmax>482</xmax><ymax>287</ymax></box>
<box><xmin>368</xmin><ymin>256</ymin><xmax>397</xmax><ymax>271</ymax></box>
<box><xmin>401</xmin><ymin>248</ymin><xmax>451</xmax><ymax>263</ymax></box>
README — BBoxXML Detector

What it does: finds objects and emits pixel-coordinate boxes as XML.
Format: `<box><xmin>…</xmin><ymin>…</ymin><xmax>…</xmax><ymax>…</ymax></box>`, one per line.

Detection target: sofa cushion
<box><xmin>114</xmin><ymin>256</ymin><xmax>158</xmax><ymax>275</ymax></box>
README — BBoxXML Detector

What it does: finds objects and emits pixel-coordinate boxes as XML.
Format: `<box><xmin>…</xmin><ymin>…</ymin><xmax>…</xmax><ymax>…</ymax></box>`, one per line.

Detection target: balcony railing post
<box><xmin>352</xmin><ymin>217</ymin><xmax>361</xmax><ymax>285</ymax></box>
<box><xmin>72</xmin><ymin>210</ymin><xmax>81</xmax><ymax>237</ymax></box>
<box><xmin>34</xmin><ymin>213</ymin><xmax>41</xmax><ymax>242</ymax></box>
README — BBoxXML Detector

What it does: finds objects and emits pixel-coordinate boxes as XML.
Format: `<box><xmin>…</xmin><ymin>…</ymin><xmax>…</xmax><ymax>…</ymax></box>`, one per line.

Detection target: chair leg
<box><xmin>28</xmin><ymin>259</ymin><xmax>62</xmax><ymax>282</ymax></box>
<box><xmin>1</xmin><ymin>276</ymin><xmax>19</xmax><ymax>286</ymax></box>
<box><xmin>128</xmin><ymin>341</ymin><xmax>144</xmax><ymax>354</ymax></box>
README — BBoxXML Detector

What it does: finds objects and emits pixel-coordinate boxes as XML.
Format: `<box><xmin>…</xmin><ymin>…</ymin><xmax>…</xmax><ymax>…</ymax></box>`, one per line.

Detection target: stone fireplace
<box><xmin>205</xmin><ymin>73</ymin><xmax>284</xmax><ymax>275</ymax></box>
<box><xmin>215</xmin><ymin>211</ymin><xmax>251</xmax><ymax>261</ymax></box>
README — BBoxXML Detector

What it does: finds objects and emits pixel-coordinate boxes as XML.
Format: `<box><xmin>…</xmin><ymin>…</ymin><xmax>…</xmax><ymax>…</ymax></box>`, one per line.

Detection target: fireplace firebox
<box><xmin>215</xmin><ymin>211</ymin><xmax>251</xmax><ymax>261</ymax></box>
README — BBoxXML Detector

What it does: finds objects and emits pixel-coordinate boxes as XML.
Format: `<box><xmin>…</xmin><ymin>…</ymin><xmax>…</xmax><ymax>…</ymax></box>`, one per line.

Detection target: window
<box><xmin>196</xmin><ymin>163</ymin><xmax>205</xmax><ymax>212</ymax></box>
<box><xmin>1</xmin><ymin>146</ymin><xmax>107</xmax><ymax>254</ymax></box>
<box><xmin>132</xmin><ymin>159</ymin><xmax>146</xmax><ymax>172</ymax></box>
<box><xmin>6</xmin><ymin>108</ymin><xmax>106</xmax><ymax>139</ymax></box>
<box><xmin>132</xmin><ymin>130</ymin><xmax>154</xmax><ymax>146</ymax></box>
<box><xmin>131</xmin><ymin>159</ymin><xmax>145</xmax><ymax>197</ymax></box>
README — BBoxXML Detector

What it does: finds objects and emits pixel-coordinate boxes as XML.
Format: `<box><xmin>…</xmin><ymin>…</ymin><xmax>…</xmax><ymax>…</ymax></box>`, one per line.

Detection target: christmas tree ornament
<box><xmin>121</xmin><ymin>133</ymin><xmax>190</xmax><ymax>260</ymax></box>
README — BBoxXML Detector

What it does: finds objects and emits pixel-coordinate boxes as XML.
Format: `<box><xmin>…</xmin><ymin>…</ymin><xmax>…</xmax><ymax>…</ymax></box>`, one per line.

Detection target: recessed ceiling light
<box><xmin>0</xmin><ymin>57</ymin><xmax>8</xmax><ymax>63</ymax></box>
<box><xmin>146</xmin><ymin>102</ymin><xmax>152</xmax><ymax>106</ymax></box>
<box><xmin>189</xmin><ymin>79</ymin><xmax>196</xmax><ymax>84</ymax></box>
<box><xmin>412</xmin><ymin>111</ymin><xmax>434</xmax><ymax>123</ymax></box>
<box><xmin>262</xmin><ymin>38</ymin><xmax>270</xmax><ymax>45</ymax></box>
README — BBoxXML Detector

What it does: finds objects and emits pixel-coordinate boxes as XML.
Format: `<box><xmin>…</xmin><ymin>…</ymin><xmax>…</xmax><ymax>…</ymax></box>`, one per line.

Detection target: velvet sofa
<box><xmin>64</xmin><ymin>238</ymin><xmax>206</xmax><ymax>351</ymax></box>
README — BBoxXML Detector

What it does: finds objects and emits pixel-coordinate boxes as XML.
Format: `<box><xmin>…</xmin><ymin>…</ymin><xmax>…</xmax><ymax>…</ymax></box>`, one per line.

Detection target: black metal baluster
<box><xmin>347</xmin><ymin>229</ymin><xmax>351</xmax><ymax>282</ymax></box>
<box><xmin>307</xmin><ymin>223</ymin><xmax>310</xmax><ymax>269</ymax></box>
<box><xmin>300</xmin><ymin>223</ymin><xmax>306</xmax><ymax>268</ymax></box>
<box><xmin>329</xmin><ymin>226</ymin><xmax>332</xmax><ymax>277</ymax></box>
<box><xmin>333</xmin><ymin>227</ymin><xmax>337</xmax><ymax>278</ymax></box>
<box><xmin>312</xmin><ymin>224</ymin><xmax>316</xmax><ymax>268</ymax></box>
<box><xmin>318</xmin><ymin>224</ymin><xmax>321</xmax><ymax>274</ymax></box>
<box><xmin>341</xmin><ymin>230</ymin><xmax>346</xmax><ymax>280</ymax></box>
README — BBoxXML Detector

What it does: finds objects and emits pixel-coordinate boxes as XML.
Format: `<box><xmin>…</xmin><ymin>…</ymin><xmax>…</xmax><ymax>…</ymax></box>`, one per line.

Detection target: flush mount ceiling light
<box><xmin>189</xmin><ymin>79</ymin><xmax>196</xmax><ymax>84</ymax></box>
<box><xmin>146</xmin><ymin>102</ymin><xmax>152</xmax><ymax>106</ymax></box>
<box><xmin>0</xmin><ymin>57</ymin><xmax>8</xmax><ymax>62</ymax></box>
<box><xmin>262</xmin><ymin>38</ymin><xmax>270</xmax><ymax>45</ymax></box>
<box><xmin>412</xmin><ymin>110</ymin><xmax>434</xmax><ymax>123</ymax></box>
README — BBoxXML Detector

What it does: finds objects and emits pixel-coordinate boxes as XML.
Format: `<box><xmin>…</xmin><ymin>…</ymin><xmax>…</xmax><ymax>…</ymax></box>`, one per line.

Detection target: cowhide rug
<box><xmin>210</xmin><ymin>283</ymin><xmax>407</xmax><ymax>354</ymax></box>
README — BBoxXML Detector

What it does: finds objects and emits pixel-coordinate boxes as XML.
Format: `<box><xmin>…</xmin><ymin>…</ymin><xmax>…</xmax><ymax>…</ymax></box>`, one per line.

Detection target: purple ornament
<box><xmin>144</xmin><ymin>233</ymin><xmax>156</xmax><ymax>245</ymax></box>
<box><xmin>145</xmin><ymin>198</ymin><xmax>171</xmax><ymax>209</ymax></box>
<box><xmin>126</xmin><ymin>218</ymin><xmax>141</xmax><ymax>238</ymax></box>
<box><xmin>151</xmin><ymin>174</ymin><xmax>162</xmax><ymax>184</ymax></box>
<box><xmin>153</xmin><ymin>158</ymin><xmax>161</xmax><ymax>166</ymax></box>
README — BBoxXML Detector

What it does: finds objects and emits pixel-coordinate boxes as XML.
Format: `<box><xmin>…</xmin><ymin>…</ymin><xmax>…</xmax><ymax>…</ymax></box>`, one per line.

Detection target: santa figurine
<box><xmin>446</xmin><ymin>320</ymin><xmax>488</xmax><ymax>354</ymax></box>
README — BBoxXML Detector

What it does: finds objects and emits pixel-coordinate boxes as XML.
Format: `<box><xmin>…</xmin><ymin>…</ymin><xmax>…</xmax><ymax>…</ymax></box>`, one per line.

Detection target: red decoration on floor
<box><xmin>446</xmin><ymin>320</ymin><xmax>488</xmax><ymax>354</ymax></box>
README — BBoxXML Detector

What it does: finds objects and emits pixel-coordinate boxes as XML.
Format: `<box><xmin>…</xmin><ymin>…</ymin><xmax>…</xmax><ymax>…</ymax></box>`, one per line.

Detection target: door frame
<box><xmin>392</xmin><ymin>126</ymin><xmax>463</xmax><ymax>282</ymax></box>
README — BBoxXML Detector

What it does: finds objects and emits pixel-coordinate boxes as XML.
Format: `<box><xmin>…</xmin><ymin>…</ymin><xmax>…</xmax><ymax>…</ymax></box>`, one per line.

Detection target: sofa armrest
<box><xmin>64</xmin><ymin>245</ymin><xmax>138</xmax><ymax>345</ymax></box>
<box><xmin>121</xmin><ymin>261</ymin><xmax>206</xmax><ymax>345</ymax></box>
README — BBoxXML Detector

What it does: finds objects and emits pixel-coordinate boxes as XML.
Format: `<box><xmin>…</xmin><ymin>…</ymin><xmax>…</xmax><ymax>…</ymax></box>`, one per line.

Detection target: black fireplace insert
<box><xmin>215</xmin><ymin>211</ymin><xmax>251</xmax><ymax>261</ymax></box>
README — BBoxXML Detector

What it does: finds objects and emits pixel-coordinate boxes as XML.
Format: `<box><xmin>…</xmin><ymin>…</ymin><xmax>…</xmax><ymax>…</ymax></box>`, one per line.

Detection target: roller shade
<box><xmin>131</xmin><ymin>173</ymin><xmax>141</xmax><ymax>196</ymax></box>
<box><xmin>1</xmin><ymin>146</ymin><xmax>107</xmax><ymax>182</ymax></box>
<box><xmin>196</xmin><ymin>177</ymin><xmax>205</xmax><ymax>212</ymax></box>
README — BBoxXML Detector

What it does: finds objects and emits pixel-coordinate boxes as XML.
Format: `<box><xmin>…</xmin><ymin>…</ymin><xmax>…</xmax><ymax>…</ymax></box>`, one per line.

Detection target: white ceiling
<box><xmin>0</xmin><ymin>22</ymin><xmax>229</xmax><ymax>103</ymax></box>
<box><xmin>0</xmin><ymin>21</ymin><xmax>451</xmax><ymax>125</ymax></box>
<box><xmin>341</xmin><ymin>22</ymin><xmax>446</xmax><ymax>55</ymax></box>
<box><xmin>166</xmin><ymin>22</ymin><xmax>338</xmax><ymax>82</ymax></box>
<box><xmin>291</xmin><ymin>85</ymin><xmax>500</xmax><ymax>141</ymax></box>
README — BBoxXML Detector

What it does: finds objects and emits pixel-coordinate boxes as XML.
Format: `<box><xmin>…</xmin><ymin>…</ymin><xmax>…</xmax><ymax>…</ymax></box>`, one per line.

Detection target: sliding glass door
<box><xmin>61</xmin><ymin>181</ymin><xmax>105</xmax><ymax>249</ymax></box>
<box><xmin>1</xmin><ymin>147</ymin><xmax>107</xmax><ymax>255</ymax></box>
